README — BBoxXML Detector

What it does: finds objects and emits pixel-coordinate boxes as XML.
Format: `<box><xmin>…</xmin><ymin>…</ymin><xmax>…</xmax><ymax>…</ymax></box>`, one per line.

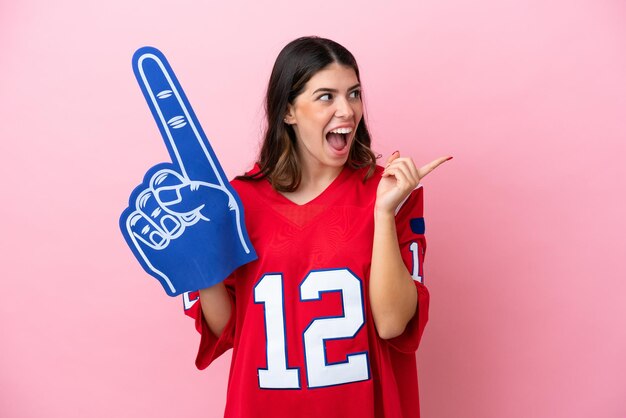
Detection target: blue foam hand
<box><xmin>120</xmin><ymin>47</ymin><xmax>257</xmax><ymax>297</ymax></box>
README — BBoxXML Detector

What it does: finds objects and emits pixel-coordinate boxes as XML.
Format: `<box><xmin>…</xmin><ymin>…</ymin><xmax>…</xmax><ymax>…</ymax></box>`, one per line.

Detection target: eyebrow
<box><xmin>311</xmin><ymin>83</ymin><xmax>361</xmax><ymax>95</ymax></box>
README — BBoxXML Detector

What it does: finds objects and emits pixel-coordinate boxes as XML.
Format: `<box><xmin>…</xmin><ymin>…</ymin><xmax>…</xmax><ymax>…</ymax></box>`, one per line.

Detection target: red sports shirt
<box><xmin>185</xmin><ymin>165</ymin><xmax>429</xmax><ymax>417</ymax></box>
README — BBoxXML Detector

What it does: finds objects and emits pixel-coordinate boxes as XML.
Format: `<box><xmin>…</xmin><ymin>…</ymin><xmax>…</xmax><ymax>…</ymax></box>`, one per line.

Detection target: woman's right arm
<box><xmin>198</xmin><ymin>282</ymin><xmax>232</xmax><ymax>337</ymax></box>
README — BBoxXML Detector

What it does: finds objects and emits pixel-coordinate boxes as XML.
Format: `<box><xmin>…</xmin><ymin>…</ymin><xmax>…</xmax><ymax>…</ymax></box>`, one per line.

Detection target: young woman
<box><xmin>185</xmin><ymin>36</ymin><xmax>449</xmax><ymax>418</ymax></box>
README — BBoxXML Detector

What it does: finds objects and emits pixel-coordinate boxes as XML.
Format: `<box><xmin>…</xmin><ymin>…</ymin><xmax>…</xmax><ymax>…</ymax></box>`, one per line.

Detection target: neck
<box><xmin>299</xmin><ymin>162</ymin><xmax>343</xmax><ymax>193</ymax></box>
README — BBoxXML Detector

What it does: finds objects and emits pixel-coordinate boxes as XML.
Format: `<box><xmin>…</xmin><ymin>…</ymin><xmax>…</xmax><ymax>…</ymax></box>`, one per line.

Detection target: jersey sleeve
<box><xmin>183</xmin><ymin>277</ymin><xmax>237</xmax><ymax>370</ymax></box>
<box><xmin>385</xmin><ymin>186</ymin><xmax>430</xmax><ymax>353</ymax></box>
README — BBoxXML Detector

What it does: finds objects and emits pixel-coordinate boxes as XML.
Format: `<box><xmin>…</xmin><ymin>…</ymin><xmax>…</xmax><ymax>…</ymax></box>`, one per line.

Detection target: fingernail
<box><xmin>161</xmin><ymin>217</ymin><xmax>180</xmax><ymax>235</ymax></box>
<box><xmin>150</xmin><ymin>231</ymin><xmax>166</xmax><ymax>247</ymax></box>
<box><xmin>446</xmin><ymin>156</ymin><xmax>453</xmax><ymax>161</ymax></box>
<box><xmin>393</xmin><ymin>150</ymin><xmax>400</xmax><ymax>155</ymax></box>
<box><xmin>156</xmin><ymin>188</ymin><xmax>181</xmax><ymax>204</ymax></box>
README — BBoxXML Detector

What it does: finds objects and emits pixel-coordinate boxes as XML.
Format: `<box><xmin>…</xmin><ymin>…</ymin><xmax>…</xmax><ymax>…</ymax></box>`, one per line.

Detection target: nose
<box><xmin>334</xmin><ymin>96</ymin><xmax>355</xmax><ymax>119</ymax></box>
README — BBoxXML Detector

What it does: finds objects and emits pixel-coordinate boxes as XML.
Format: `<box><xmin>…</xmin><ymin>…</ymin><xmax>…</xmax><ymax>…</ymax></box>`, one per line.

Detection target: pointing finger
<box><xmin>133</xmin><ymin>47</ymin><xmax>228</xmax><ymax>186</ymax></box>
<box><xmin>417</xmin><ymin>156</ymin><xmax>452</xmax><ymax>180</ymax></box>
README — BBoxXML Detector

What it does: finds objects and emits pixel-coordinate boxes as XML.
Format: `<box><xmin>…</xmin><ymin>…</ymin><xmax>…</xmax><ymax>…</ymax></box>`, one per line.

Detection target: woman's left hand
<box><xmin>375</xmin><ymin>151</ymin><xmax>451</xmax><ymax>214</ymax></box>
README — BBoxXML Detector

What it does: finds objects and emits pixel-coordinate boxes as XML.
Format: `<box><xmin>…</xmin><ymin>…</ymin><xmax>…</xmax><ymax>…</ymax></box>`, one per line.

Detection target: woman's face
<box><xmin>285</xmin><ymin>63</ymin><xmax>363</xmax><ymax>175</ymax></box>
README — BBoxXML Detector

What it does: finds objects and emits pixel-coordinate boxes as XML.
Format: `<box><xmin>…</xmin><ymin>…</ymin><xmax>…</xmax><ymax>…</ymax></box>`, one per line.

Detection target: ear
<box><xmin>284</xmin><ymin>104</ymin><xmax>296</xmax><ymax>125</ymax></box>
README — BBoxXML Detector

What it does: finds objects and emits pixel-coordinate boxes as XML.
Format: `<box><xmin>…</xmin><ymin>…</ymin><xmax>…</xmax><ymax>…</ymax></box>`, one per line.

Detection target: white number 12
<box><xmin>254</xmin><ymin>268</ymin><xmax>370</xmax><ymax>389</ymax></box>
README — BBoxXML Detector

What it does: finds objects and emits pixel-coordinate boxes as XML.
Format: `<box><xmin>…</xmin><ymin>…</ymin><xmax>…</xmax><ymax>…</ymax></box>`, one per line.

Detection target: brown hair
<box><xmin>239</xmin><ymin>36</ymin><xmax>377</xmax><ymax>191</ymax></box>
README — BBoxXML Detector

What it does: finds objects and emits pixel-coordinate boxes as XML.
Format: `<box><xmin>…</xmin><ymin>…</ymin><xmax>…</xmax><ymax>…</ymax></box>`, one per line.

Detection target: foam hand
<box><xmin>120</xmin><ymin>47</ymin><xmax>256</xmax><ymax>296</ymax></box>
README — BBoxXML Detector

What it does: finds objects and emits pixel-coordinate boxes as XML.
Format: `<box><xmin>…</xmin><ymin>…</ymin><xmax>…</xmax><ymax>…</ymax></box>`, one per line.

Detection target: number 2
<box><xmin>254</xmin><ymin>268</ymin><xmax>370</xmax><ymax>389</ymax></box>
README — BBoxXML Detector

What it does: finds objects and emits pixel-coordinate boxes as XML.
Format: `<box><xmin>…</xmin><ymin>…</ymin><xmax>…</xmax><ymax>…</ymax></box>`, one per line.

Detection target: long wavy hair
<box><xmin>238</xmin><ymin>36</ymin><xmax>377</xmax><ymax>191</ymax></box>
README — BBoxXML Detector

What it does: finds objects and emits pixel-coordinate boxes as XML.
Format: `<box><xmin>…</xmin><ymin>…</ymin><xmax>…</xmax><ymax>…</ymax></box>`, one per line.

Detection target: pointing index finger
<box><xmin>417</xmin><ymin>156</ymin><xmax>452</xmax><ymax>179</ymax></box>
<box><xmin>133</xmin><ymin>47</ymin><xmax>227</xmax><ymax>186</ymax></box>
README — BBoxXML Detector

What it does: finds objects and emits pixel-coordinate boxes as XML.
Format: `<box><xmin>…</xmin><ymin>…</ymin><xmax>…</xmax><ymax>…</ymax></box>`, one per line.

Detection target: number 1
<box><xmin>254</xmin><ymin>273</ymin><xmax>300</xmax><ymax>389</ymax></box>
<box><xmin>409</xmin><ymin>241</ymin><xmax>423</xmax><ymax>283</ymax></box>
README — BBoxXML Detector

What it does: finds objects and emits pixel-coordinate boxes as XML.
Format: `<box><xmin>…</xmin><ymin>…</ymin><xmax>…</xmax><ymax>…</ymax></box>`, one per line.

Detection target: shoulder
<box><xmin>229</xmin><ymin>164</ymin><xmax>271</xmax><ymax>204</ymax></box>
<box><xmin>230</xmin><ymin>164</ymin><xmax>262</xmax><ymax>188</ymax></box>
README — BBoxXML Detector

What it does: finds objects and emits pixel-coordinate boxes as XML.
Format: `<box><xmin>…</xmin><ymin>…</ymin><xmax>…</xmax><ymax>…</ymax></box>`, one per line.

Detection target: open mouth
<box><xmin>326</xmin><ymin>127</ymin><xmax>353</xmax><ymax>151</ymax></box>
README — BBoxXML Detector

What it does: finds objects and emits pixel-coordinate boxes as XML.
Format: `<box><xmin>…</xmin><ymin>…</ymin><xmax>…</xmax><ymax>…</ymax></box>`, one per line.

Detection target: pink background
<box><xmin>2</xmin><ymin>0</ymin><xmax>625</xmax><ymax>417</ymax></box>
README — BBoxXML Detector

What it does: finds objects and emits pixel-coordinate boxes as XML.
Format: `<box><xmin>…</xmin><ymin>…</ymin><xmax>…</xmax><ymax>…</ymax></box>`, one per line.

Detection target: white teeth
<box><xmin>329</xmin><ymin>127</ymin><xmax>353</xmax><ymax>134</ymax></box>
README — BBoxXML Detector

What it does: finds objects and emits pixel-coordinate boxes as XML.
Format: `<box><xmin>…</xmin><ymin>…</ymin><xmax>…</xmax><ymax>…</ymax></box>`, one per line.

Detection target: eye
<box><xmin>349</xmin><ymin>90</ymin><xmax>361</xmax><ymax>99</ymax></box>
<box><xmin>318</xmin><ymin>93</ymin><xmax>333</xmax><ymax>101</ymax></box>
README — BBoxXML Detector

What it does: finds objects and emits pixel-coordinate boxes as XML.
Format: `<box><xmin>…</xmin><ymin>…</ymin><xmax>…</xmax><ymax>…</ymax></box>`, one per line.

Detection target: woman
<box><xmin>186</xmin><ymin>36</ymin><xmax>449</xmax><ymax>417</ymax></box>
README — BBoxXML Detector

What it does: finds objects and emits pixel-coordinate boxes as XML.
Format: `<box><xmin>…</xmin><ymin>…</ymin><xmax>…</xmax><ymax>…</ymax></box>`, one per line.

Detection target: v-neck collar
<box><xmin>259</xmin><ymin>164</ymin><xmax>354</xmax><ymax>207</ymax></box>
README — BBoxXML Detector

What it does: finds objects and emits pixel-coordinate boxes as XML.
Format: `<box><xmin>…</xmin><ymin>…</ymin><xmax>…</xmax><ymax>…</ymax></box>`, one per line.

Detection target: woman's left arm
<box><xmin>369</xmin><ymin>152</ymin><xmax>450</xmax><ymax>339</ymax></box>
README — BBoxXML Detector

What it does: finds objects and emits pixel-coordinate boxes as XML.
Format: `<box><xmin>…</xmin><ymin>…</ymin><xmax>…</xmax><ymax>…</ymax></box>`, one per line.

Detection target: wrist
<box><xmin>374</xmin><ymin>206</ymin><xmax>395</xmax><ymax>223</ymax></box>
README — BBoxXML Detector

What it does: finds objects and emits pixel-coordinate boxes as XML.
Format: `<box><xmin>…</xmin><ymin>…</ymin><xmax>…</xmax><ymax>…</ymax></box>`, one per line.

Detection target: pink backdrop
<box><xmin>2</xmin><ymin>1</ymin><xmax>625</xmax><ymax>417</ymax></box>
